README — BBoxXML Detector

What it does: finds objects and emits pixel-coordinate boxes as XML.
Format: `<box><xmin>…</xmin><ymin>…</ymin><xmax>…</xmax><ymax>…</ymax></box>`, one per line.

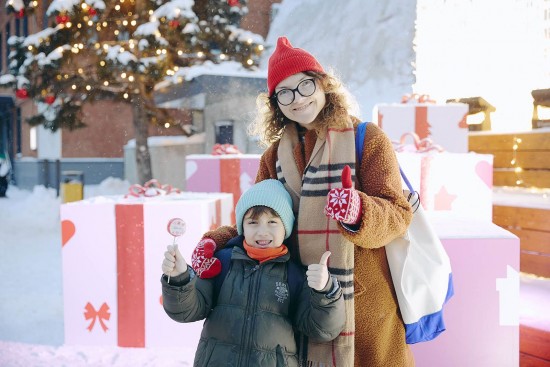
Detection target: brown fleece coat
<box><xmin>205</xmin><ymin>122</ymin><xmax>415</xmax><ymax>367</ymax></box>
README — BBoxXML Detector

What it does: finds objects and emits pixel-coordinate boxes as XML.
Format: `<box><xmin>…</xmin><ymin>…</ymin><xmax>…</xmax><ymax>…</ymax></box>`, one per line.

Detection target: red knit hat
<box><xmin>267</xmin><ymin>37</ymin><xmax>325</xmax><ymax>96</ymax></box>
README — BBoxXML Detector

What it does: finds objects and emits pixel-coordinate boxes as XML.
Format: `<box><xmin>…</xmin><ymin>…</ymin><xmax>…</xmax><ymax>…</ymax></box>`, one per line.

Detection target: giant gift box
<box><xmin>396</xmin><ymin>151</ymin><xmax>493</xmax><ymax>221</ymax></box>
<box><xmin>374</xmin><ymin>103</ymin><xmax>469</xmax><ymax>153</ymax></box>
<box><xmin>411</xmin><ymin>215</ymin><xmax>519</xmax><ymax>366</ymax></box>
<box><xmin>60</xmin><ymin>192</ymin><xmax>233</xmax><ymax>348</ymax></box>
<box><xmin>186</xmin><ymin>154</ymin><xmax>261</xmax><ymax>221</ymax></box>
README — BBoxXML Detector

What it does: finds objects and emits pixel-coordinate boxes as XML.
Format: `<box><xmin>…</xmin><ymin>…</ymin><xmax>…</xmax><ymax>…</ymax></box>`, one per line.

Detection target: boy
<box><xmin>161</xmin><ymin>179</ymin><xmax>345</xmax><ymax>367</ymax></box>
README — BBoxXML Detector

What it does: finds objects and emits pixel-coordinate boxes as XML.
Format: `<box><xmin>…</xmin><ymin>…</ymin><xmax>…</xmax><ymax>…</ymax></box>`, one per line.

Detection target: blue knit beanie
<box><xmin>236</xmin><ymin>179</ymin><xmax>295</xmax><ymax>239</ymax></box>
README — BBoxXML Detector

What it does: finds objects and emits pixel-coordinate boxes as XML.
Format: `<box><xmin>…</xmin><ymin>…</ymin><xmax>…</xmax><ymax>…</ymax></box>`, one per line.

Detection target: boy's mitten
<box><xmin>191</xmin><ymin>238</ymin><xmax>222</xmax><ymax>278</ymax></box>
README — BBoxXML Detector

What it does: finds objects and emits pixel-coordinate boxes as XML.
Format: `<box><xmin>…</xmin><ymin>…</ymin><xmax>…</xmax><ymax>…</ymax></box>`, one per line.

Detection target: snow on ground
<box><xmin>1</xmin><ymin>179</ymin><xmax>549</xmax><ymax>366</ymax></box>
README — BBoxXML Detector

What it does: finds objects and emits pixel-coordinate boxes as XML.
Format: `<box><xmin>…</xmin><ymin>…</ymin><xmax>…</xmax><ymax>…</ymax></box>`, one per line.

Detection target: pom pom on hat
<box><xmin>267</xmin><ymin>37</ymin><xmax>325</xmax><ymax>96</ymax></box>
<box><xmin>236</xmin><ymin>179</ymin><xmax>295</xmax><ymax>239</ymax></box>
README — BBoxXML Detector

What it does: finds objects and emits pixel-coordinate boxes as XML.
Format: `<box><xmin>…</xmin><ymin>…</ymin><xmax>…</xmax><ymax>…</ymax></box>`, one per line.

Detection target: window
<box><xmin>215</xmin><ymin>120</ymin><xmax>234</xmax><ymax>144</ymax></box>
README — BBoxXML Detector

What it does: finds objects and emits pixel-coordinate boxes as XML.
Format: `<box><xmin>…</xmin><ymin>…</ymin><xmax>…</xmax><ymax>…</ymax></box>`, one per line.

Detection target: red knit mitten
<box><xmin>191</xmin><ymin>238</ymin><xmax>222</xmax><ymax>279</ymax></box>
<box><xmin>324</xmin><ymin>165</ymin><xmax>362</xmax><ymax>225</ymax></box>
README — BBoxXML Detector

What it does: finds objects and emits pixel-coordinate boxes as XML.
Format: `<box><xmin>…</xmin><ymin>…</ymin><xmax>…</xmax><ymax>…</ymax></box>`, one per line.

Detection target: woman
<box><xmin>192</xmin><ymin>37</ymin><xmax>414</xmax><ymax>367</ymax></box>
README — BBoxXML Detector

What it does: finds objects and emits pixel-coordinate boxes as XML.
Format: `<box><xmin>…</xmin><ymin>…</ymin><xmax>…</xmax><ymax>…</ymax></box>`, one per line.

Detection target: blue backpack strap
<box><xmin>287</xmin><ymin>260</ymin><xmax>305</xmax><ymax>300</ymax></box>
<box><xmin>212</xmin><ymin>235</ymin><xmax>246</xmax><ymax>296</ymax></box>
<box><xmin>355</xmin><ymin>122</ymin><xmax>368</xmax><ymax>167</ymax></box>
<box><xmin>213</xmin><ymin>247</ymin><xmax>233</xmax><ymax>296</ymax></box>
<box><xmin>355</xmin><ymin>121</ymin><xmax>415</xmax><ymax>193</ymax></box>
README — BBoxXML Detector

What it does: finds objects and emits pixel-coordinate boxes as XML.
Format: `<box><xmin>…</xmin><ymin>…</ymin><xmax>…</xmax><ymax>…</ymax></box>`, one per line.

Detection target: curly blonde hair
<box><xmin>248</xmin><ymin>71</ymin><xmax>358</xmax><ymax>148</ymax></box>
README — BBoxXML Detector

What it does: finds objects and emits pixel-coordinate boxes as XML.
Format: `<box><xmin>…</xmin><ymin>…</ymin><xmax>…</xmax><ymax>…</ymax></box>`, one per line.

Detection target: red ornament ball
<box><xmin>88</xmin><ymin>8</ymin><xmax>97</xmax><ymax>16</ymax></box>
<box><xmin>15</xmin><ymin>88</ymin><xmax>29</xmax><ymax>99</ymax></box>
<box><xmin>56</xmin><ymin>14</ymin><xmax>70</xmax><ymax>24</ymax></box>
<box><xmin>169</xmin><ymin>20</ymin><xmax>180</xmax><ymax>29</ymax></box>
<box><xmin>228</xmin><ymin>0</ymin><xmax>239</xmax><ymax>6</ymax></box>
<box><xmin>44</xmin><ymin>95</ymin><xmax>56</xmax><ymax>105</ymax></box>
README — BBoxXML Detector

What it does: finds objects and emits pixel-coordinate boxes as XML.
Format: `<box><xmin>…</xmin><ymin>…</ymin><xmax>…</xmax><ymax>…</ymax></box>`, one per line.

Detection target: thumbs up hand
<box><xmin>307</xmin><ymin>251</ymin><xmax>332</xmax><ymax>291</ymax></box>
<box><xmin>324</xmin><ymin>165</ymin><xmax>362</xmax><ymax>225</ymax></box>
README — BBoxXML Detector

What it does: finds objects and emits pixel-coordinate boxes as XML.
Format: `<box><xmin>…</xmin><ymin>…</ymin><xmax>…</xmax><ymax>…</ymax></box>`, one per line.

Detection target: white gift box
<box><xmin>397</xmin><ymin>152</ymin><xmax>494</xmax><ymax>221</ymax></box>
<box><xmin>374</xmin><ymin>103</ymin><xmax>469</xmax><ymax>153</ymax></box>
<box><xmin>60</xmin><ymin>192</ymin><xmax>233</xmax><ymax>348</ymax></box>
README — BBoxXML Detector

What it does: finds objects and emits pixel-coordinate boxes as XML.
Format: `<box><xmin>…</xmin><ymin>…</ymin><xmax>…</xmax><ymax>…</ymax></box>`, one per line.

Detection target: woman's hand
<box><xmin>191</xmin><ymin>238</ymin><xmax>222</xmax><ymax>278</ymax></box>
<box><xmin>324</xmin><ymin>165</ymin><xmax>362</xmax><ymax>225</ymax></box>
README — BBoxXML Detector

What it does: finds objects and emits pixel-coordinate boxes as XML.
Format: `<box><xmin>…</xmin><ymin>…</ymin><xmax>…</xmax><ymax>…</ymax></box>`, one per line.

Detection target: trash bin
<box><xmin>61</xmin><ymin>170</ymin><xmax>84</xmax><ymax>203</ymax></box>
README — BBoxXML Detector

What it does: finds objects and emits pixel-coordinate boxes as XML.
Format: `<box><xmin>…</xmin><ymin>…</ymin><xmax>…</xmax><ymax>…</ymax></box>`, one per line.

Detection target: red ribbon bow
<box><xmin>125</xmin><ymin>179</ymin><xmax>181</xmax><ymax>198</ymax></box>
<box><xmin>211</xmin><ymin>143</ymin><xmax>241</xmax><ymax>155</ymax></box>
<box><xmin>393</xmin><ymin>132</ymin><xmax>444</xmax><ymax>153</ymax></box>
<box><xmin>84</xmin><ymin>302</ymin><xmax>110</xmax><ymax>332</ymax></box>
<box><xmin>401</xmin><ymin>93</ymin><xmax>435</xmax><ymax>104</ymax></box>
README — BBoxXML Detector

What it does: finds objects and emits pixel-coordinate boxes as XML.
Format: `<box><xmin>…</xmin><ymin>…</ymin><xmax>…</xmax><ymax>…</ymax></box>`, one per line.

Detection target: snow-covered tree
<box><xmin>1</xmin><ymin>0</ymin><xmax>265</xmax><ymax>183</ymax></box>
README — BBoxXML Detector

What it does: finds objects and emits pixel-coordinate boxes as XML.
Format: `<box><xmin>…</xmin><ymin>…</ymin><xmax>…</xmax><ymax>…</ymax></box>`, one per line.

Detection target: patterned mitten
<box><xmin>191</xmin><ymin>238</ymin><xmax>222</xmax><ymax>279</ymax></box>
<box><xmin>324</xmin><ymin>165</ymin><xmax>362</xmax><ymax>225</ymax></box>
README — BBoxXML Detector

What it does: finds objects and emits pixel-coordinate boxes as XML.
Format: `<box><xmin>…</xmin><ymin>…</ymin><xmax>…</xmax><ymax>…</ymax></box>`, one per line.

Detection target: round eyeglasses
<box><xmin>273</xmin><ymin>78</ymin><xmax>317</xmax><ymax>106</ymax></box>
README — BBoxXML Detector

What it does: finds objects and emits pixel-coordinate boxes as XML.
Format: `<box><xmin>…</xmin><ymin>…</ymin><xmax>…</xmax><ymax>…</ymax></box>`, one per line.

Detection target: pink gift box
<box><xmin>397</xmin><ymin>152</ymin><xmax>494</xmax><ymax>221</ymax></box>
<box><xmin>412</xmin><ymin>214</ymin><xmax>519</xmax><ymax>366</ymax></box>
<box><xmin>185</xmin><ymin>154</ymin><xmax>261</xmax><ymax>220</ymax></box>
<box><xmin>60</xmin><ymin>192</ymin><xmax>233</xmax><ymax>348</ymax></box>
<box><xmin>374</xmin><ymin>103</ymin><xmax>469</xmax><ymax>153</ymax></box>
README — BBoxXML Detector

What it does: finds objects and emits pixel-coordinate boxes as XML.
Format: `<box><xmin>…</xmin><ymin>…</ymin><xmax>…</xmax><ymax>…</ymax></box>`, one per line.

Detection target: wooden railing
<box><xmin>469</xmin><ymin>131</ymin><xmax>550</xmax><ymax>188</ymax></box>
<box><xmin>469</xmin><ymin>131</ymin><xmax>550</xmax><ymax>278</ymax></box>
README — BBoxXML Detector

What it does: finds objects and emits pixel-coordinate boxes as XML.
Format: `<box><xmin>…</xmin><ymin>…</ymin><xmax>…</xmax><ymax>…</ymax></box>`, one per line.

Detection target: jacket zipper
<box><xmin>238</xmin><ymin>263</ymin><xmax>261</xmax><ymax>367</ymax></box>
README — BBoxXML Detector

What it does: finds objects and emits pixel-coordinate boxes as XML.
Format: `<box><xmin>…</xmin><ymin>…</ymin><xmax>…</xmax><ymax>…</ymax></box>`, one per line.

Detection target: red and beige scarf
<box><xmin>277</xmin><ymin>121</ymin><xmax>356</xmax><ymax>367</ymax></box>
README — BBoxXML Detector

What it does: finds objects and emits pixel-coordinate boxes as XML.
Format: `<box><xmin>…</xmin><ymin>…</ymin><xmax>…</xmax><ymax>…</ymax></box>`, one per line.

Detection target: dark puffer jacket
<box><xmin>161</xmin><ymin>238</ymin><xmax>345</xmax><ymax>367</ymax></box>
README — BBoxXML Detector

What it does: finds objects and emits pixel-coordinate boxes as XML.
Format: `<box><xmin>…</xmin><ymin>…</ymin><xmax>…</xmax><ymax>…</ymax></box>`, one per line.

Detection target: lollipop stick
<box><xmin>167</xmin><ymin>236</ymin><xmax>177</xmax><ymax>284</ymax></box>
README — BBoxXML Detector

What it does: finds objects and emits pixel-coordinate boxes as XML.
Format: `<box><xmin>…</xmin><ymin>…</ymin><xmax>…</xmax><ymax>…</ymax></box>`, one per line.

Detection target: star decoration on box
<box><xmin>434</xmin><ymin>186</ymin><xmax>458</xmax><ymax>211</ymax></box>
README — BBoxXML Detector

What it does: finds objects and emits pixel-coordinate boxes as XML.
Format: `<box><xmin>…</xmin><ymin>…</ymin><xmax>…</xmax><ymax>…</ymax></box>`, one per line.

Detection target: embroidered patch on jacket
<box><xmin>274</xmin><ymin>282</ymin><xmax>289</xmax><ymax>303</ymax></box>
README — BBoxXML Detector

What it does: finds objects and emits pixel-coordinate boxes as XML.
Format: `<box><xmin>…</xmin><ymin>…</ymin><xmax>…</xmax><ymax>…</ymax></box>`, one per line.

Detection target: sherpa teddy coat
<box><xmin>204</xmin><ymin>121</ymin><xmax>415</xmax><ymax>367</ymax></box>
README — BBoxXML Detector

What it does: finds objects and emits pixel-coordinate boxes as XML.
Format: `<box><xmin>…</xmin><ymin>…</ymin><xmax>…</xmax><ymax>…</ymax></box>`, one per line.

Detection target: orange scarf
<box><xmin>243</xmin><ymin>241</ymin><xmax>288</xmax><ymax>263</ymax></box>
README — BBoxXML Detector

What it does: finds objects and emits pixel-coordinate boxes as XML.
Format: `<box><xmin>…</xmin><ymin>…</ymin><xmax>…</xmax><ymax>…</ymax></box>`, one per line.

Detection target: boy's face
<box><xmin>243</xmin><ymin>210</ymin><xmax>286</xmax><ymax>249</ymax></box>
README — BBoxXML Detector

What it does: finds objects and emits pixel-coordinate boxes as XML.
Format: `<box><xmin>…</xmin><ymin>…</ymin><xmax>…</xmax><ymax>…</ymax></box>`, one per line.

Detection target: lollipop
<box><xmin>166</xmin><ymin>218</ymin><xmax>186</xmax><ymax>283</ymax></box>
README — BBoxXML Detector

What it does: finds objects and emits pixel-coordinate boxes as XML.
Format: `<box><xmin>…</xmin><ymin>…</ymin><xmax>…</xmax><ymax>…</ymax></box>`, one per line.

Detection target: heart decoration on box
<box><xmin>186</xmin><ymin>161</ymin><xmax>198</xmax><ymax>180</ymax></box>
<box><xmin>475</xmin><ymin>161</ymin><xmax>493</xmax><ymax>189</ymax></box>
<box><xmin>61</xmin><ymin>220</ymin><xmax>76</xmax><ymax>247</ymax></box>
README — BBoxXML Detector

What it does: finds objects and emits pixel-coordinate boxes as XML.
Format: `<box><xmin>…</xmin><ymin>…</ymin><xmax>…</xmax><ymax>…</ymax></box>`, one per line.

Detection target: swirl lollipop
<box><xmin>167</xmin><ymin>218</ymin><xmax>186</xmax><ymax>283</ymax></box>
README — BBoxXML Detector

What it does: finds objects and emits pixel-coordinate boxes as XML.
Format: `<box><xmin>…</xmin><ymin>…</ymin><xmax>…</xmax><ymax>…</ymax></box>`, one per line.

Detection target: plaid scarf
<box><xmin>277</xmin><ymin>122</ymin><xmax>355</xmax><ymax>367</ymax></box>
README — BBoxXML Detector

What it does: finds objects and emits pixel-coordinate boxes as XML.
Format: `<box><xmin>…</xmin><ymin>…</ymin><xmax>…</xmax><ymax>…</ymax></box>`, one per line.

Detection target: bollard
<box><xmin>61</xmin><ymin>170</ymin><xmax>84</xmax><ymax>203</ymax></box>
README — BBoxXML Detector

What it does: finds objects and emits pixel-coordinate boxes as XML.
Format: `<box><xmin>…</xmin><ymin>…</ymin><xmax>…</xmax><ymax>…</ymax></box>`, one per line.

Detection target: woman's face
<box><xmin>274</xmin><ymin>72</ymin><xmax>326</xmax><ymax>129</ymax></box>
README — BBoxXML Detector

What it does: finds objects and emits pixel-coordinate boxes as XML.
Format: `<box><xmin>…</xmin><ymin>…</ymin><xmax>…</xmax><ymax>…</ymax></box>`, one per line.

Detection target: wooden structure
<box><xmin>532</xmin><ymin>88</ymin><xmax>550</xmax><ymax>129</ymax></box>
<box><xmin>447</xmin><ymin>96</ymin><xmax>495</xmax><ymax>131</ymax></box>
